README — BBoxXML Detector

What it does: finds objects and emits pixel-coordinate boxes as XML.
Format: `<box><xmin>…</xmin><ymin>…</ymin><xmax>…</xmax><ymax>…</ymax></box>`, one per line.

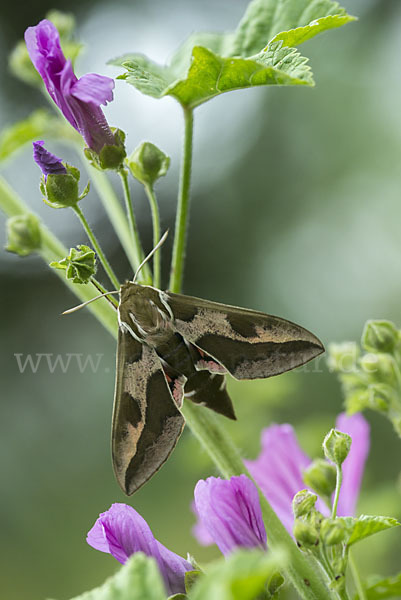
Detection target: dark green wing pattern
<box><xmin>167</xmin><ymin>292</ymin><xmax>324</xmax><ymax>380</ymax></box>
<box><xmin>112</xmin><ymin>329</ymin><xmax>185</xmax><ymax>495</ymax></box>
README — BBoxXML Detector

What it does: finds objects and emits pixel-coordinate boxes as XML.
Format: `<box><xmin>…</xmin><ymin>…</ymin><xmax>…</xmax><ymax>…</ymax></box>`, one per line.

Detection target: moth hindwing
<box><xmin>113</xmin><ymin>283</ymin><xmax>324</xmax><ymax>495</ymax></box>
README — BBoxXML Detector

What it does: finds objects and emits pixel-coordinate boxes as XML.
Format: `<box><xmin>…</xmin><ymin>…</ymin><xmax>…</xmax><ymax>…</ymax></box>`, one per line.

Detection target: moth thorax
<box><xmin>129</xmin><ymin>299</ymin><xmax>172</xmax><ymax>343</ymax></box>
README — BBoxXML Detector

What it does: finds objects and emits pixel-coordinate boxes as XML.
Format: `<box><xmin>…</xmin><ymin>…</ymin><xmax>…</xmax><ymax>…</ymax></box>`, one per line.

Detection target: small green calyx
<box><xmin>6</xmin><ymin>214</ymin><xmax>41</xmax><ymax>256</ymax></box>
<box><xmin>303</xmin><ymin>458</ymin><xmax>337</xmax><ymax>499</ymax></box>
<box><xmin>320</xmin><ymin>518</ymin><xmax>347</xmax><ymax>546</ymax></box>
<box><xmin>362</xmin><ymin>320</ymin><xmax>399</xmax><ymax>354</ymax></box>
<box><xmin>41</xmin><ymin>165</ymin><xmax>89</xmax><ymax>209</ymax></box>
<box><xmin>323</xmin><ymin>429</ymin><xmax>351</xmax><ymax>467</ymax></box>
<box><xmin>293</xmin><ymin>519</ymin><xmax>319</xmax><ymax>548</ymax></box>
<box><xmin>292</xmin><ymin>489</ymin><xmax>318</xmax><ymax>518</ymax></box>
<box><xmin>84</xmin><ymin>129</ymin><xmax>127</xmax><ymax>171</ymax></box>
<box><xmin>50</xmin><ymin>244</ymin><xmax>96</xmax><ymax>284</ymax></box>
<box><xmin>127</xmin><ymin>141</ymin><xmax>170</xmax><ymax>186</ymax></box>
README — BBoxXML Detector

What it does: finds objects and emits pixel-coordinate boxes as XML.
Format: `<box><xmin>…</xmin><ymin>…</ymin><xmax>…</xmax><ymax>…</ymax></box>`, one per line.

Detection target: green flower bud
<box><xmin>127</xmin><ymin>141</ymin><xmax>170</xmax><ymax>186</ymax></box>
<box><xmin>293</xmin><ymin>519</ymin><xmax>319</xmax><ymax>548</ymax></box>
<box><xmin>50</xmin><ymin>245</ymin><xmax>96</xmax><ymax>284</ymax></box>
<box><xmin>303</xmin><ymin>459</ymin><xmax>337</xmax><ymax>498</ymax></box>
<box><xmin>320</xmin><ymin>518</ymin><xmax>347</xmax><ymax>546</ymax></box>
<box><xmin>85</xmin><ymin>129</ymin><xmax>126</xmax><ymax>171</ymax></box>
<box><xmin>6</xmin><ymin>214</ymin><xmax>41</xmax><ymax>256</ymax></box>
<box><xmin>362</xmin><ymin>320</ymin><xmax>399</xmax><ymax>354</ymax></box>
<box><xmin>368</xmin><ymin>383</ymin><xmax>394</xmax><ymax>413</ymax></box>
<box><xmin>327</xmin><ymin>342</ymin><xmax>359</xmax><ymax>373</ymax></box>
<box><xmin>46</xmin><ymin>10</ymin><xmax>76</xmax><ymax>38</ymax></box>
<box><xmin>323</xmin><ymin>429</ymin><xmax>351</xmax><ymax>467</ymax></box>
<box><xmin>292</xmin><ymin>489</ymin><xmax>318</xmax><ymax>518</ymax></box>
<box><xmin>41</xmin><ymin>165</ymin><xmax>89</xmax><ymax>209</ymax></box>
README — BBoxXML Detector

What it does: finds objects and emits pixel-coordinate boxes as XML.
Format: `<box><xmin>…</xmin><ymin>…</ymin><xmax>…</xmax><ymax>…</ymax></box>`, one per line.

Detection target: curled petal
<box><xmin>194</xmin><ymin>475</ymin><xmax>266</xmax><ymax>555</ymax></box>
<box><xmin>245</xmin><ymin>424</ymin><xmax>328</xmax><ymax>532</ymax></box>
<box><xmin>33</xmin><ymin>141</ymin><xmax>66</xmax><ymax>178</ymax></box>
<box><xmin>71</xmin><ymin>73</ymin><xmax>114</xmax><ymax>105</ymax></box>
<box><xmin>87</xmin><ymin>503</ymin><xmax>192</xmax><ymax>595</ymax></box>
<box><xmin>335</xmin><ymin>413</ymin><xmax>370</xmax><ymax>516</ymax></box>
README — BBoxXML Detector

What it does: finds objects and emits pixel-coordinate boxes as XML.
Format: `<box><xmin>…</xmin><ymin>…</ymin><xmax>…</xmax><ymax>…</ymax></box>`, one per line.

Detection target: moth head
<box><xmin>119</xmin><ymin>283</ymin><xmax>172</xmax><ymax>343</ymax></box>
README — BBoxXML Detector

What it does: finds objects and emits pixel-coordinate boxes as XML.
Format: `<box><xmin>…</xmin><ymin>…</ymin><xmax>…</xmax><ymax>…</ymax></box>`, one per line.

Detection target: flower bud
<box><xmin>320</xmin><ymin>518</ymin><xmax>347</xmax><ymax>546</ymax></box>
<box><xmin>127</xmin><ymin>142</ymin><xmax>170</xmax><ymax>186</ymax></box>
<box><xmin>84</xmin><ymin>128</ymin><xmax>126</xmax><ymax>171</ymax></box>
<box><xmin>327</xmin><ymin>342</ymin><xmax>359</xmax><ymax>373</ymax></box>
<box><xmin>9</xmin><ymin>40</ymin><xmax>42</xmax><ymax>86</ymax></box>
<box><xmin>368</xmin><ymin>383</ymin><xmax>394</xmax><ymax>413</ymax></box>
<box><xmin>362</xmin><ymin>320</ymin><xmax>399</xmax><ymax>354</ymax></box>
<box><xmin>303</xmin><ymin>459</ymin><xmax>337</xmax><ymax>498</ymax></box>
<box><xmin>50</xmin><ymin>245</ymin><xmax>96</xmax><ymax>283</ymax></box>
<box><xmin>292</xmin><ymin>490</ymin><xmax>317</xmax><ymax>518</ymax></box>
<box><xmin>6</xmin><ymin>214</ymin><xmax>41</xmax><ymax>256</ymax></box>
<box><xmin>293</xmin><ymin>519</ymin><xmax>319</xmax><ymax>548</ymax></box>
<box><xmin>323</xmin><ymin>429</ymin><xmax>351</xmax><ymax>467</ymax></box>
<box><xmin>41</xmin><ymin>165</ymin><xmax>89</xmax><ymax>209</ymax></box>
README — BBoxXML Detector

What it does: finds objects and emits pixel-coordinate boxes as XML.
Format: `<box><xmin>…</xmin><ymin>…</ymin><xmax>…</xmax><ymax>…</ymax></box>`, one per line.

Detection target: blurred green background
<box><xmin>1</xmin><ymin>0</ymin><xmax>401</xmax><ymax>598</ymax></box>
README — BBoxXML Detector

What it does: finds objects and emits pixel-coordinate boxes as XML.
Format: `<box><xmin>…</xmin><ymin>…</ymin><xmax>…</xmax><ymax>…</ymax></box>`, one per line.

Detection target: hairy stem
<box><xmin>0</xmin><ymin>176</ymin><xmax>117</xmax><ymax>335</ymax></box>
<box><xmin>73</xmin><ymin>204</ymin><xmax>120</xmax><ymax>291</ymax></box>
<box><xmin>169</xmin><ymin>107</ymin><xmax>194</xmax><ymax>292</ymax></box>
<box><xmin>144</xmin><ymin>183</ymin><xmax>161</xmax><ymax>288</ymax></box>
<box><xmin>348</xmin><ymin>552</ymin><xmax>367</xmax><ymax>600</ymax></box>
<box><xmin>119</xmin><ymin>169</ymin><xmax>151</xmax><ymax>284</ymax></box>
<box><xmin>332</xmin><ymin>465</ymin><xmax>343</xmax><ymax>519</ymax></box>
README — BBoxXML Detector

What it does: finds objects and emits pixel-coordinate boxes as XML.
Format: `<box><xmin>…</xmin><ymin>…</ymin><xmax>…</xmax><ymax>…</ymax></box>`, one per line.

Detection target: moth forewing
<box><xmin>112</xmin><ymin>326</ymin><xmax>185</xmax><ymax>496</ymax></box>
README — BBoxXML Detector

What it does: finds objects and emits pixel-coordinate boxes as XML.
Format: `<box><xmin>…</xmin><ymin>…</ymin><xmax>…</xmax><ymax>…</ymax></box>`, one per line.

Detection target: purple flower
<box><xmin>192</xmin><ymin>413</ymin><xmax>370</xmax><ymax>548</ymax></box>
<box><xmin>25</xmin><ymin>20</ymin><xmax>116</xmax><ymax>153</ymax></box>
<box><xmin>33</xmin><ymin>140</ymin><xmax>67</xmax><ymax>179</ymax></box>
<box><xmin>193</xmin><ymin>475</ymin><xmax>267</xmax><ymax>555</ymax></box>
<box><xmin>87</xmin><ymin>503</ymin><xmax>192</xmax><ymax>596</ymax></box>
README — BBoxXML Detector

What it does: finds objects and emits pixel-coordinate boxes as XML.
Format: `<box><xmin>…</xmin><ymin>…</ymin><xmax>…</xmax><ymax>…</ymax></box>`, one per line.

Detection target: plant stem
<box><xmin>348</xmin><ymin>552</ymin><xmax>367</xmax><ymax>600</ymax></box>
<box><xmin>119</xmin><ymin>169</ymin><xmax>151</xmax><ymax>284</ymax></box>
<box><xmin>332</xmin><ymin>465</ymin><xmax>343</xmax><ymax>519</ymax></box>
<box><xmin>0</xmin><ymin>176</ymin><xmax>117</xmax><ymax>335</ymax></box>
<box><xmin>83</xmin><ymin>162</ymin><xmax>139</xmax><ymax>272</ymax></box>
<box><xmin>169</xmin><ymin>107</ymin><xmax>194</xmax><ymax>292</ymax></box>
<box><xmin>144</xmin><ymin>183</ymin><xmax>161</xmax><ymax>288</ymax></box>
<box><xmin>182</xmin><ymin>402</ymin><xmax>333</xmax><ymax>600</ymax></box>
<box><xmin>90</xmin><ymin>277</ymin><xmax>119</xmax><ymax>309</ymax></box>
<box><xmin>73</xmin><ymin>204</ymin><xmax>120</xmax><ymax>291</ymax></box>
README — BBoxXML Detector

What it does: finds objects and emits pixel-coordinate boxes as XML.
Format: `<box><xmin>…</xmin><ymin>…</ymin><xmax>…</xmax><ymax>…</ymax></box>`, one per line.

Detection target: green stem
<box><xmin>90</xmin><ymin>277</ymin><xmax>119</xmax><ymax>309</ymax></box>
<box><xmin>0</xmin><ymin>176</ymin><xmax>117</xmax><ymax>336</ymax></box>
<box><xmin>169</xmin><ymin>107</ymin><xmax>194</xmax><ymax>292</ymax></box>
<box><xmin>332</xmin><ymin>465</ymin><xmax>343</xmax><ymax>519</ymax></box>
<box><xmin>83</xmin><ymin>162</ymin><xmax>139</xmax><ymax>272</ymax></box>
<box><xmin>182</xmin><ymin>402</ymin><xmax>333</xmax><ymax>600</ymax></box>
<box><xmin>348</xmin><ymin>552</ymin><xmax>367</xmax><ymax>600</ymax></box>
<box><xmin>73</xmin><ymin>204</ymin><xmax>120</xmax><ymax>291</ymax></box>
<box><xmin>144</xmin><ymin>183</ymin><xmax>161</xmax><ymax>288</ymax></box>
<box><xmin>119</xmin><ymin>169</ymin><xmax>151</xmax><ymax>284</ymax></box>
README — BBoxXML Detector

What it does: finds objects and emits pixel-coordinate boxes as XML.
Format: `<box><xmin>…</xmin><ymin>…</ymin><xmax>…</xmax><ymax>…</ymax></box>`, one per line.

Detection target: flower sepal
<box><xmin>50</xmin><ymin>244</ymin><xmax>96</xmax><ymax>283</ymax></box>
<box><xmin>292</xmin><ymin>489</ymin><xmax>318</xmax><ymax>518</ymax></box>
<box><xmin>323</xmin><ymin>429</ymin><xmax>351</xmax><ymax>467</ymax></box>
<box><xmin>41</xmin><ymin>164</ymin><xmax>89</xmax><ymax>209</ymax></box>
<box><xmin>303</xmin><ymin>458</ymin><xmax>337</xmax><ymax>501</ymax></box>
<box><xmin>6</xmin><ymin>214</ymin><xmax>41</xmax><ymax>256</ymax></box>
<box><xmin>127</xmin><ymin>141</ymin><xmax>170</xmax><ymax>186</ymax></box>
<box><xmin>84</xmin><ymin>128</ymin><xmax>127</xmax><ymax>171</ymax></box>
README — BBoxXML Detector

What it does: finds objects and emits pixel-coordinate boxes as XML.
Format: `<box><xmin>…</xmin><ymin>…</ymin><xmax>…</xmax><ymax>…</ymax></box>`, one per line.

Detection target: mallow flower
<box><xmin>87</xmin><ymin>503</ymin><xmax>192</xmax><ymax>596</ymax></box>
<box><xmin>25</xmin><ymin>19</ymin><xmax>116</xmax><ymax>154</ymax></box>
<box><xmin>193</xmin><ymin>413</ymin><xmax>369</xmax><ymax>546</ymax></box>
<box><xmin>33</xmin><ymin>140</ymin><xmax>67</xmax><ymax>178</ymax></box>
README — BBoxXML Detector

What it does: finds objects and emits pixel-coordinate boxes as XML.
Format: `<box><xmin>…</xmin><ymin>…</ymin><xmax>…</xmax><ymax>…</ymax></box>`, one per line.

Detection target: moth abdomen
<box><xmin>184</xmin><ymin>370</ymin><xmax>236</xmax><ymax>420</ymax></box>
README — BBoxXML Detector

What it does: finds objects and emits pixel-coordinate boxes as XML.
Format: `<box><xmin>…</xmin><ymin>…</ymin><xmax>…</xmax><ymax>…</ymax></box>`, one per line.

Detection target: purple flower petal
<box><xmin>191</xmin><ymin>501</ymin><xmax>215</xmax><ymax>546</ymax></box>
<box><xmin>245</xmin><ymin>424</ymin><xmax>328</xmax><ymax>532</ymax></box>
<box><xmin>335</xmin><ymin>413</ymin><xmax>370</xmax><ymax>516</ymax></box>
<box><xmin>87</xmin><ymin>503</ymin><xmax>192</xmax><ymax>595</ymax></box>
<box><xmin>194</xmin><ymin>475</ymin><xmax>267</xmax><ymax>555</ymax></box>
<box><xmin>33</xmin><ymin>141</ymin><xmax>67</xmax><ymax>178</ymax></box>
<box><xmin>25</xmin><ymin>20</ymin><xmax>116</xmax><ymax>153</ymax></box>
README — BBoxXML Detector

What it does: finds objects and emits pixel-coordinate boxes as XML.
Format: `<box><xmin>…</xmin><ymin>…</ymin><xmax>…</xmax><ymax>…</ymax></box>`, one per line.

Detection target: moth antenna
<box><xmin>62</xmin><ymin>291</ymin><xmax>119</xmax><ymax>315</ymax></box>
<box><xmin>133</xmin><ymin>229</ymin><xmax>169</xmax><ymax>284</ymax></box>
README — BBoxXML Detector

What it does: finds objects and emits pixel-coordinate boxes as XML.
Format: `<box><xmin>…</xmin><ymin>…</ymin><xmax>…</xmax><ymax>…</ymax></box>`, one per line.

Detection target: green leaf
<box><xmin>0</xmin><ymin>109</ymin><xmax>77</xmax><ymax>163</ymax></box>
<box><xmin>359</xmin><ymin>573</ymin><xmax>401</xmax><ymax>600</ymax></box>
<box><xmin>112</xmin><ymin>41</ymin><xmax>313</xmax><ymax>110</ymax></box>
<box><xmin>190</xmin><ymin>548</ymin><xmax>286</xmax><ymax>600</ymax></box>
<box><xmin>67</xmin><ymin>554</ymin><xmax>166</xmax><ymax>600</ymax></box>
<box><xmin>50</xmin><ymin>245</ymin><xmax>96</xmax><ymax>284</ymax></box>
<box><xmin>230</xmin><ymin>0</ymin><xmax>354</xmax><ymax>56</ymax></box>
<box><xmin>337</xmin><ymin>515</ymin><xmax>400</xmax><ymax>547</ymax></box>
